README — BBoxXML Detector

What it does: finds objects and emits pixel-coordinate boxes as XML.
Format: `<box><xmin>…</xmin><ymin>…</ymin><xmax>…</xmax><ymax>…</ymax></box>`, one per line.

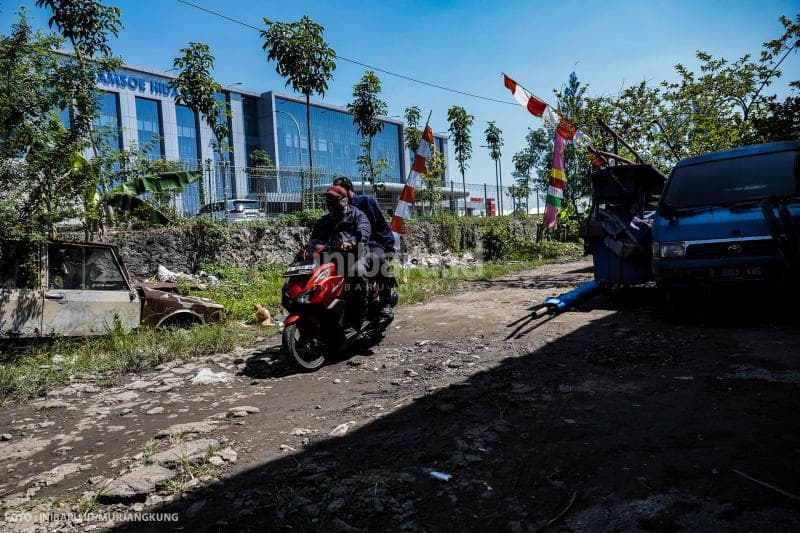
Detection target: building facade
<box><xmin>89</xmin><ymin>61</ymin><xmax>450</xmax><ymax>215</ymax></box>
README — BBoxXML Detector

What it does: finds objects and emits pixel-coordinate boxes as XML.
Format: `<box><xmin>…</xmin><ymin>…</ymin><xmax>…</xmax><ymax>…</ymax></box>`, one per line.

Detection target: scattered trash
<box><xmin>154</xmin><ymin>265</ymin><xmax>218</xmax><ymax>286</ymax></box>
<box><xmin>329</xmin><ymin>423</ymin><xmax>350</xmax><ymax>437</ymax></box>
<box><xmin>430</xmin><ymin>471</ymin><xmax>452</xmax><ymax>481</ymax></box>
<box><xmin>156</xmin><ymin>265</ymin><xmax>194</xmax><ymax>283</ymax></box>
<box><xmin>190</xmin><ymin>368</ymin><xmax>232</xmax><ymax>385</ymax></box>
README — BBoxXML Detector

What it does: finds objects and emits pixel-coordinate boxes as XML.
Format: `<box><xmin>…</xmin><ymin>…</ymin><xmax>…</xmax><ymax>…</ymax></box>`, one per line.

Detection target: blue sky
<box><xmin>1</xmin><ymin>0</ymin><xmax>797</xmax><ymax>184</ymax></box>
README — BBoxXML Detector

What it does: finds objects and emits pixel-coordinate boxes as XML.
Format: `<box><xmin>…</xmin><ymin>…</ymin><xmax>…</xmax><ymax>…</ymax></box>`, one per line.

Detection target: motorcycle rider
<box><xmin>310</xmin><ymin>185</ymin><xmax>372</xmax><ymax>324</ymax></box>
<box><xmin>332</xmin><ymin>177</ymin><xmax>395</xmax><ymax>318</ymax></box>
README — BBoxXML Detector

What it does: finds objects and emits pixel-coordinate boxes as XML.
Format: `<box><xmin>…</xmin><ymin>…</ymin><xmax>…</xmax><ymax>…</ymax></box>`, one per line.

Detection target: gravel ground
<box><xmin>1</xmin><ymin>258</ymin><xmax>799</xmax><ymax>532</ymax></box>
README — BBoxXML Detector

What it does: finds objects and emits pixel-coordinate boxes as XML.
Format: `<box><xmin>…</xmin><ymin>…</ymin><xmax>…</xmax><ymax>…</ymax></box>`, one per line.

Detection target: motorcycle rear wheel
<box><xmin>282</xmin><ymin>323</ymin><xmax>327</xmax><ymax>371</ymax></box>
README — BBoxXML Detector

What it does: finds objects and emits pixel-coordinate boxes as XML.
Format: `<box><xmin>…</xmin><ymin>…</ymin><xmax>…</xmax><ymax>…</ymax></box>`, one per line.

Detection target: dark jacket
<box><xmin>310</xmin><ymin>205</ymin><xmax>371</xmax><ymax>247</ymax></box>
<box><xmin>351</xmin><ymin>194</ymin><xmax>396</xmax><ymax>251</ymax></box>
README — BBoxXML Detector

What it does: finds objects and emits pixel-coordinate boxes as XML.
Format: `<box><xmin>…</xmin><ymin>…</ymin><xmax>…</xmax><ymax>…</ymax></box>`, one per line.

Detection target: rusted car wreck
<box><xmin>0</xmin><ymin>241</ymin><xmax>222</xmax><ymax>337</ymax></box>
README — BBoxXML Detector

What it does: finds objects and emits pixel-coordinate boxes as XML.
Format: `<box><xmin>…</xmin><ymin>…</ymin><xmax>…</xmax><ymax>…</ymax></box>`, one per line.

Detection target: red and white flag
<box><xmin>391</xmin><ymin>124</ymin><xmax>434</xmax><ymax>236</ymax></box>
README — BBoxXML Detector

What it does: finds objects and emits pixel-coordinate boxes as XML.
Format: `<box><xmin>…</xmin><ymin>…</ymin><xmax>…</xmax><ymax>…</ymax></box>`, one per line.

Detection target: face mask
<box><xmin>326</xmin><ymin>196</ymin><xmax>347</xmax><ymax>214</ymax></box>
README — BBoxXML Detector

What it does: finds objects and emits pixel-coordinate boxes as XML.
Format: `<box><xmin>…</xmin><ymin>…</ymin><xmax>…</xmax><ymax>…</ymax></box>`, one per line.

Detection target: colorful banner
<box><xmin>544</xmin><ymin>130</ymin><xmax>566</xmax><ymax>228</ymax></box>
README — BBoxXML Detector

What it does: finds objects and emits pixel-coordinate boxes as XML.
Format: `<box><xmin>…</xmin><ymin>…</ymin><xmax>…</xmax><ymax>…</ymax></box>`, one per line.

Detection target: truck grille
<box><xmin>684</xmin><ymin>239</ymin><xmax>779</xmax><ymax>258</ymax></box>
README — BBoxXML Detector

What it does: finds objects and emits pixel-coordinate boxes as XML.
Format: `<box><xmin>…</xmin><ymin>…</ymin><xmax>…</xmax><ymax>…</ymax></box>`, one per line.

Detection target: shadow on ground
<box><xmin>118</xmin><ymin>287</ymin><xmax>800</xmax><ymax>532</ymax></box>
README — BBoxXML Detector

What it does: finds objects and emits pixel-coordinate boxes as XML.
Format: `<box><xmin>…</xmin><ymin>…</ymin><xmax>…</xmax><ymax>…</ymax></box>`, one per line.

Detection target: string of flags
<box><xmin>504</xmin><ymin>73</ymin><xmax>594</xmax><ymax>228</ymax></box>
<box><xmin>503</xmin><ymin>74</ymin><xmax>592</xmax><ymax>147</ymax></box>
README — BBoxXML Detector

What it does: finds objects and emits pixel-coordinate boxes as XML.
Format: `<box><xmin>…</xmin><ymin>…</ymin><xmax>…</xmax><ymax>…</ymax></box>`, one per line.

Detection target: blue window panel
<box><xmin>274</xmin><ymin>97</ymin><xmax>403</xmax><ymax>184</ymax></box>
<box><xmin>175</xmin><ymin>103</ymin><xmax>201</xmax><ymax>215</ymax></box>
<box><xmin>211</xmin><ymin>92</ymin><xmax>236</xmax><ymax>198</ymax></box>
<box><xmin>58</xmin><ymin>107</ymin><xmax>71</xmax><ymax>128</ymax></box>
<box><xmin>135</xmin><ymin>97</ymin><xmax>164</xmax><ymax>159</ymax></box>
<box><xmin>94</xmin><ymin>91</ymin><xmax>122</xmax><ymax>151</ymax></box>
<box><xmin>242</xmin><ymin>96</ymin><xmax>261</xmax><ymax>164</ymax></box>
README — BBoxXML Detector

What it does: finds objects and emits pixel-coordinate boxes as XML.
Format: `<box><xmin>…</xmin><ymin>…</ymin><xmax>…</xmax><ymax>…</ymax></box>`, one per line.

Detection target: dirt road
<box><xmin>2</xmin><ymin>259</ymin><xmax>799</xmax><ymax>532</ymax></box>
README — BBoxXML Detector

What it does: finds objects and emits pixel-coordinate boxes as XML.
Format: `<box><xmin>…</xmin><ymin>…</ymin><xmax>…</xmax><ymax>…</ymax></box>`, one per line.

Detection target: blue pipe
<box><xmin>542</xmin><ymin>280</ymin><xmax>599</xmax><ymax>314</ymax></box>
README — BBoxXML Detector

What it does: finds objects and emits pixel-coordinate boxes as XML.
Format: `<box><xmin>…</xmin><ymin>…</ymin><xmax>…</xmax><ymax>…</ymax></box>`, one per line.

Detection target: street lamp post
<box><xmin>274</xmin><ymin>109</ymin><xmax>305</xmax><ymax>208</ymax></box>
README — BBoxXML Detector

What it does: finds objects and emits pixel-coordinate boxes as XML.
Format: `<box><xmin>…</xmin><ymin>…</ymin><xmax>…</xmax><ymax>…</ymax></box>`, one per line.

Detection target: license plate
<box><xmin>284</xmin><ymin>263</ymin><xmax>315</xmax><ymax>277</ymax></box>
<box><xmin>713</xmin><ymin>266</ymin><xmax>763</xmax><ymax>280</ymax></box>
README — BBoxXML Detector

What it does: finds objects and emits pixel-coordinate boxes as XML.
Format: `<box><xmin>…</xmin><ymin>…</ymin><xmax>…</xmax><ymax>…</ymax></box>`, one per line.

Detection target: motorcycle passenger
<box><xmin>332</xmin><ymin>177</ymin><xmax>395</xmax><ymax>317</ymax></box>
<box><xmin>310</xmin><ymin>185</ymin><xmax>372</xmax><ymax>323</ymax></box>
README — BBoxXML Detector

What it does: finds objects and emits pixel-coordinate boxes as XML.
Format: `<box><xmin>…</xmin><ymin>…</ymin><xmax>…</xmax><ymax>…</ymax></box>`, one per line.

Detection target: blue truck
<box><xmin>652</xmin><ymin>141</ymin><xmax>800</xmax><ymax>291</ymax></box>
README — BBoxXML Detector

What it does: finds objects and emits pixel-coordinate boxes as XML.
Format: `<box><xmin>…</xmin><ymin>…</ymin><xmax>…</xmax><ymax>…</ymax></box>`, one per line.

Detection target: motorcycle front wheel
<box><xmin>282</xmin><ymin>322</ymin><xmax>327</xmax><ymax>371</ymax></box>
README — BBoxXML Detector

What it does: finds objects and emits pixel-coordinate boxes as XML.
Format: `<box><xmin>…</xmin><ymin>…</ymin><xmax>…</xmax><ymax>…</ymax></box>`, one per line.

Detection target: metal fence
<box><xmin>165</xmin><ymin>160</ymin><xmax>545</xmax><ymax>219</ymax></box>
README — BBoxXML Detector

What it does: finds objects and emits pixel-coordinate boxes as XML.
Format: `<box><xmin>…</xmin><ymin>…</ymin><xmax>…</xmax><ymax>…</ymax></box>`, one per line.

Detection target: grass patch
<box><xmin>185</xmin><ymin>262</ymin><xmax>287</xmax><ymax>323</ymax></box>
<box><xmin>0</xmin><ymin>322</ymin><xmax>261</xmax><ymax>405</ymax></box>
<box><xmin>0</xmin><ymin>244</ymin><xmax>582</xmax><ymax>405</ymax></box>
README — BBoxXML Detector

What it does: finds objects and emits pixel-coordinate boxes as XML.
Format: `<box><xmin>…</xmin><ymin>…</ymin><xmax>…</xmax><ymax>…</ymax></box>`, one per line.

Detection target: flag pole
<box><xmin>399</xmin><ymin>109</ymin><xmax>433</xmax><ymax>284</ymax></box>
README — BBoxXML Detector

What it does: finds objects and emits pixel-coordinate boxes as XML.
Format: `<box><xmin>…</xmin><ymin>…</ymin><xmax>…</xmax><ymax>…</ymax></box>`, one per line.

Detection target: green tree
<box><xmin>484</xmin><ymin>121</ymin><xmax>503</xmax><ymax>214</ymax></box>
<box><xmin>0</xmin><ymin>3</ymin><xmax>121</xmax><ymax>240</ymax></box>
<box><xmin>347</xmin><ymin>71</ymin><xmax>388</xmax><ymax>191</ymax></box>
<box><xmin>404</xmin><ymin>105</ymin><xmax>422</xmax><ymax>156</ymax></box>
<box><xmin>581</xmin><ymin>15</ymin><xmax>800</xmax><ymax>171</ymax></box>
<box><xmin>507</xmin><ymin>182</ymin><xmax>528</xmax><ymax>215</ymax></box>
<box><xmin>170</xmin><ymin>42</ymin><xmax>230</xmax><ymax>207</ymax></box>
<box><xmin>260</xmin><ymin>15</ymin><xmax>336</xmax><ymax>176</ymax></box>
<box><xmin>447</xmin><ymin>105</ymin><xmax>474</xmax><ymax>216</ymax></box>
<box><xmin>510</xmin><ymin>128</ymin><xmax>551</xmax><ymax>215</ymax></box>
<box><xmin>248</xmin><ymin>148</ymin><xmax>273</xmax><ymax>168</ymax></box>
<box><xmin>554</xmin><ymin>72</ymin><xmax>593</xmax><ymax>212</ymax></box>
<box><xmin>511</xmin><ymin>149</ymin><xmax>532</xmax><ymax>214</ymax></box>
<box><xmin>750</xmin><ymin>91</ymin><xmax>800</xmax><ymax>142</ymax></box>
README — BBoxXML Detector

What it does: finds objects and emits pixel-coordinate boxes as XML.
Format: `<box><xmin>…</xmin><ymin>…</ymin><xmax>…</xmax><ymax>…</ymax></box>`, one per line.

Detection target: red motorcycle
<box><xmin>281</xmin><ymin>242</ymin><xmax>397</xmax><ymax>371</ymax></box>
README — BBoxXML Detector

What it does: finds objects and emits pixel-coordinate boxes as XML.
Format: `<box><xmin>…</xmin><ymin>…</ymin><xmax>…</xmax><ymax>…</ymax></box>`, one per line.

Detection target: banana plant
<box><xmin>101</xmin><ymin>169</ymin><xmax>201</xmax><ymax>224</ymax></box>
<box><xmin>74</xmin><ymin>153</ymin><xmax>201</xmax><ymax>237</ymax></box>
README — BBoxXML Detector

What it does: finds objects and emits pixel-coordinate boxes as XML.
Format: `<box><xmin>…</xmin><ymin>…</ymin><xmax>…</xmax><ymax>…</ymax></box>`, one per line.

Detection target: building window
<box><xmin>242</xmin><ymin>96</ymin><xmax>261</xmax><ymax>164</ymax></box>
<box><xmin>175</xmin><ymin>104</ymin><xmax>200</xmax><ymax>165</ymax></box>
<box><xmin>212</xmin><ymin>92</ymin><xmax>235</xmax><ymax>198</ymax></box>
<box><xmin>95</xmin><ymin>91</ymin><xmax>122</xmax><ymax>151</ymax></box>
<box><xmin>273</xmin><ymin>96</ymin><xmax>403</xmax><ymax>184</ymax></box>
<box><xmin>135</xmin><ymin>97</ymin><xmax>164</xmax><ymax>159</ymax></box>
<box><xmin>176</xmin><ymin>104</ymin><xmax>201</xmax><ymax>215</ymax></box>
<box><xmin>58</xmin><ymin>107</ymin><xmax>71</xmax><ymax>128</ymax></box>
<box><xmin>212</xmin><ymin>92</ymin><xmax>233</xmax><ymax>163</ymax></box>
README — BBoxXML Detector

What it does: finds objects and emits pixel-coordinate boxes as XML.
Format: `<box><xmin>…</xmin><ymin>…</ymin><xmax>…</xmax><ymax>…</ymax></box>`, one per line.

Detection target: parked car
<box><xmin>0</xmin><ymin>241</ymin><xmax>223</xmax><ymax>338</ymax></box>
<box><xmin>198</xmin><ymin>198</ymin><xmax>265</xmax><ymax>222</ymax></box>
<box><xmin>652</xmin><ymin>141</ymin><xmax>800</xmax><ymax>292</ymax></box>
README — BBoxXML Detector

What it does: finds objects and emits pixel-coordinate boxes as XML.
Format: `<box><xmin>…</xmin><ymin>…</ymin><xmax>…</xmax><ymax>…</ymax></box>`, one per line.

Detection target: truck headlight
<box><xmin>655</xmin><ymin>241</ymin><xmax>686</xmax><ymax>258</ymax></box>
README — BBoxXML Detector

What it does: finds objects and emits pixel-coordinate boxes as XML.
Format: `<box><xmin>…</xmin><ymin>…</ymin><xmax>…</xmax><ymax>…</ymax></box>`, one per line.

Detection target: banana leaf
<box><xmin>104</xmin><ymin>170</ymin><xmax>201</xmax><ymax>197</ymax></box>
<box><xmin>102</xmin><ymin>170</ymin><xmax>201</xmax><ymax>226</ymax></box>
<box><xmin>104</xmin><ymin>194</ymin><xmax>170</xmax><ymax>225</ymax></box>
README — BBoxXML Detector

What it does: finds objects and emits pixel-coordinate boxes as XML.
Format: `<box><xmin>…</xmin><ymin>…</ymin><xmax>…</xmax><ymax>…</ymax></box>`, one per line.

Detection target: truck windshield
<box><xmin>664</xmin><ymin>150</ymin><xmax>798</xmax><ymax>208</ymax></box>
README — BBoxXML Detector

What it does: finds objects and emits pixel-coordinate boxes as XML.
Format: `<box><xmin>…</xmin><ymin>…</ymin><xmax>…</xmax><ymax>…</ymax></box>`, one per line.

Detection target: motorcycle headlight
<box><xmin>656</xmin><ymin>241</ymin><xmax>686</xmax><ymax>258</ymax></box>
<box><xmin>295</xmin><ymin>286</ymin><xmax>319</xmax><ymax>304</ymax></box>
